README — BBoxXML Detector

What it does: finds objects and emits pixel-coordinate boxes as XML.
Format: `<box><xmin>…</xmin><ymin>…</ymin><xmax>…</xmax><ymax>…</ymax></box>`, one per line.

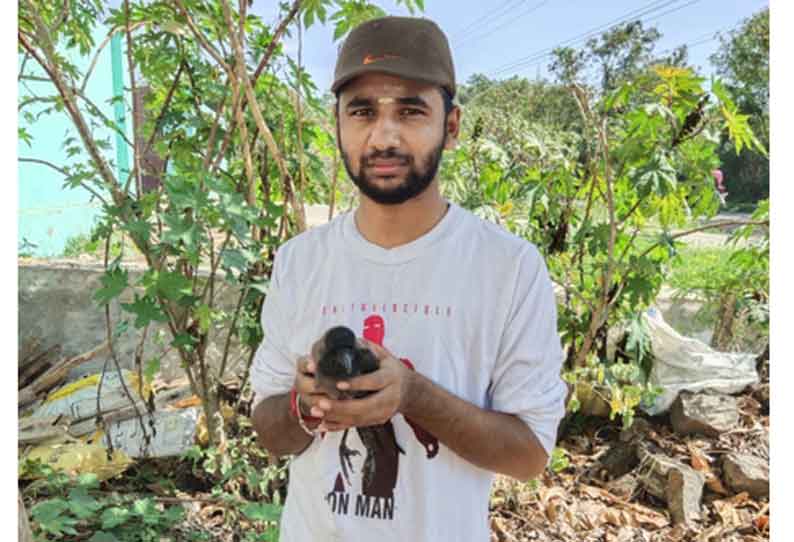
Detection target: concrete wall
<box><xmin>19</xmin><ymin>261</ymin><xmax>249</xmax><ymax>384</ymax></box>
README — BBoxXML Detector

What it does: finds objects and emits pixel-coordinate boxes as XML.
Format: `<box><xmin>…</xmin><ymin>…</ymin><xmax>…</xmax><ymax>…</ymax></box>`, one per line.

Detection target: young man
<box><xmin>250</xmin><ymin>16</ymin><xmax>567</xmax><ymax>542</ymax></box>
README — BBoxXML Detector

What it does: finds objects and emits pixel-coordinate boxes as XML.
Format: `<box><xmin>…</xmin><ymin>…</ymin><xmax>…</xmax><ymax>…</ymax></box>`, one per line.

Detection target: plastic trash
<box><xmin>21</xmin><ymin>439</ymin><xmax>133</xmax><ymax>481</ymax></box>
<box><xmin>104</xmin><ymin>407</ymin><xmax>200</xmax><ymax>458</ymax></box>
<box><xmin>30</xmin><ymin>370</ymin><xmax>150</xmax><ymax>421</ymax></box>
<box><xmin>643</xmin><ymin>306</ymin><xmax>759</xmax><ymax>415</ymax></box>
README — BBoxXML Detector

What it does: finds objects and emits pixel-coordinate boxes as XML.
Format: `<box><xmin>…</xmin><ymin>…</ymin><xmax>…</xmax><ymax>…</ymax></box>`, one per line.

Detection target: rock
<box><xmin>722</xmin><ymin>453</ymin><xmax>769</xmax><ymax>498</ymax></box>
<box><xmin>670</xmin><ymin>392</ymin><xmax>739</xmax><ymax>437</ymax></box>
<box><xmin>751</xmin><ymin>382</ymin><xmax>770</xmax><ymax>416</ymax></box>
<box><xmin>666</xmin><ymin>468</ymin><xmax>704</xmax><ymax>525</ymax></box>
<box><xmin>638</xmin><ymin>448</ymin><xmax>705</xmax><ymax>525</ymax></box>
<box><xmin>606</xmin><ymin>473</ymin><xmax>639</xmax><ymax>500</ymax></box>
<box><xmin>599</xmin><ymin>440</ymin><xmax>640</xmax><ymax>479</ymax></box>
<box><xmin>620</xmin><ymin>418</ymin><xmax>653</xmax><ymax>443</ymax></box>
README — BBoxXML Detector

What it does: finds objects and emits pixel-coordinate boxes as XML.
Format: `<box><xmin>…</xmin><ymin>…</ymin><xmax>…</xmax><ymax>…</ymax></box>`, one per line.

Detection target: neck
<box><xmin>353</xmin><ymin>182</ymin><xmax>449</xmax><ymax>249</ymax></box>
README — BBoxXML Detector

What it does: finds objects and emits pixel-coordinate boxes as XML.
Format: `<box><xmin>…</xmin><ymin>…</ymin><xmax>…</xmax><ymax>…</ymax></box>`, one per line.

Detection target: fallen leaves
<box><xmin>687</xmin><ymin>443</ymin><xmax>729</xmax><ymax>495</ymax></box>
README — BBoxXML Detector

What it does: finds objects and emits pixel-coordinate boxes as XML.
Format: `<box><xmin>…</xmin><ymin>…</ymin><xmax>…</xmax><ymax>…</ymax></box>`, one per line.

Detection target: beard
<box><xmin>338</xmin><ymin>129</ymin><xmax>447</xmax><ymax>206</ymax></box>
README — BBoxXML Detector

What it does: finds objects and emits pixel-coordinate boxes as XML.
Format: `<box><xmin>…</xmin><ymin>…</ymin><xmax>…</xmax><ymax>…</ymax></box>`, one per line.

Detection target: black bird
<box><xmin>315</xmin><ymin>326</ymin><xmax>404</xmax><ymax>497</ymax></box>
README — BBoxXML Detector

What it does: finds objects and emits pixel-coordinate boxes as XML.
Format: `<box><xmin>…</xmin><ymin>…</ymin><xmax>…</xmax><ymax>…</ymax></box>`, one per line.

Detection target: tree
<box><xmin>550</xmin><ymin>20</ymin><xmax>691</xmax><ymax>99</ymax></box>
<box><xmin>711</xmin><ymin>8</ymin><xmax>769</xmax><ymax>204</ymax></box>
<box><xmin>18</xmin><ymin>0</ymin><xmax>425</xmax><ymax>446</ymax></box>
<box><xmin>443</xmin><ymin>63</ymin><xmax>767</xmax><ymax>427</ymax></box>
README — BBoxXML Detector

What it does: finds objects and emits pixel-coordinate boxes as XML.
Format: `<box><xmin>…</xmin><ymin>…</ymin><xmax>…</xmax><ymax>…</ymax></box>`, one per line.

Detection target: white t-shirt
<box><xmin>251</xmin><ymin>201</ymin><xmax>567</xmax><ymax>542</ymax></box>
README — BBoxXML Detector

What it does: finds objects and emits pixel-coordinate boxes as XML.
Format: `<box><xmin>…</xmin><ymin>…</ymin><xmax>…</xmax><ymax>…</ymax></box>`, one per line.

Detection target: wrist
<box><xmin>400</xmin><ymin>369</ymin><xmax>424</xmax><ymax>419</ymax></box>
<box><xmin>289</xmin><ymin>388</ymin><xmax>321</xmax><ymax>423</ymax></box>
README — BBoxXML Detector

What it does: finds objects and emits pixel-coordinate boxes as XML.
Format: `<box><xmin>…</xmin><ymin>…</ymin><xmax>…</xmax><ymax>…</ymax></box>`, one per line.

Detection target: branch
<box><xmin>205</xmin><ymin>0</ymin><xmax>300</xmax><ymax>185</ymax></box>
<box><xmin>141</xmin><ymin>60</ymin><xmax>185</xmax><ymax>161</ymax></box>
<box><xmin>18</xmin><ymin>52</ymin><xmax>30</xmax><ymax>80</ymax></box>
<box><xmin>124</xmin><ymin>0</ymin><xmax>142</xmax><ymax>198</ymax></box>
<box><xmin>174</xmin><ymin>0</ymin><xmax>233</xmax><ymax>77</ymax></box>
<box><xmin>19</xmin><ymin>157</ymin><xmax>109</xmax><ymax>206</ymax></box>
<box><xmin>252</xmin><ymin>0</ymin><xmax>301</xmax><ymax>82</ymax></box>
<box><xmin>18</xmin><ymin>30</ymin><xmax>120</xmax><ymax>202</ymax></box>
<box><xmin>218</xmin><ymin>285</ymin><xmax>249</xmax><ymax>381</ymax></box>
<box><xmin>637</xmin><ymin>220</ymin><xmax>769</xmax><ymax>260</ymax></box>
<box><xmin>52</xmin><ymin>0</ymin><xmax>70</xmax><ymax>35</ymax></box>
<box><xmin>18</xmin><ymin>95</ymin><xmax>56</xmax><ymax>111</ymax></box>
<box><xmin>80</xmin><ymin>22</ymin><xmax>146</xmax><ymax>94</ymax></box>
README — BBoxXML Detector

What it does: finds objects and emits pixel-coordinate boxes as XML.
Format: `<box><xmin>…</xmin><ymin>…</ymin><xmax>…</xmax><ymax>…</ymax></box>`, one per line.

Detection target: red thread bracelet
<box><xmin>290</xmin><ymin>387</ymin><xmax>321</xmax><ymax>422</ymax></box>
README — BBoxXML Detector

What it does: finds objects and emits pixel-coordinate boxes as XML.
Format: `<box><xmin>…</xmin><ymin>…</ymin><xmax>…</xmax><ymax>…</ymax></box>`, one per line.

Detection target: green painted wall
<box><xmin>18</xmin><ymin>25</ymin><xmax>131</xmax><ymax>257</ymax></box>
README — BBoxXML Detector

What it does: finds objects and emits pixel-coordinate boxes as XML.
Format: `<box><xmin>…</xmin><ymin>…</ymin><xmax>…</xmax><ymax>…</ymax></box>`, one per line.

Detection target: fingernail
<box><xmin>337</xmin><ymin>381</ymin><xmax>350</xmax><ymax>390</ymax></box>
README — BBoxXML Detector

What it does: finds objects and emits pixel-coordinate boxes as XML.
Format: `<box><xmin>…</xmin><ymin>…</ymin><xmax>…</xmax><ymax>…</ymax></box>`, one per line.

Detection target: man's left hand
<box><xmin>313</xmin><ymin>339</ymin><xmax>415</xmax><ymax>432</ymax></box>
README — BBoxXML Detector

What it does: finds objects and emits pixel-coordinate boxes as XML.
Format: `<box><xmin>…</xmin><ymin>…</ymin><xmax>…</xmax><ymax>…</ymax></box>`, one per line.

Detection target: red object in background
<box><xmin>712</xmin><ymin>169</ymin><xmax>727</xmax><ymax>193</ymax></box>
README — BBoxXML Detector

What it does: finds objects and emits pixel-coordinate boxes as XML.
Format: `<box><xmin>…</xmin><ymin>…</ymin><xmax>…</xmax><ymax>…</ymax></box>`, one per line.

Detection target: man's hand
<box><xmin>293</xmin><ymin>355</ymin><xmax>331</xmax><ymax>428</ymax></box>
<box><xmin>312</xmin><ymin>339</ymin><xmax>415</xmax><ymax>432</ymax></box>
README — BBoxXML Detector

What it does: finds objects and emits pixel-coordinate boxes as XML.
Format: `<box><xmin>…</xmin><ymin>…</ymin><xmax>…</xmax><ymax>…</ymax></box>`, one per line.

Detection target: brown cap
<box><xmin>332</xmin><ymin>16</ymin><xmax>456</xmax><ymax>99</ymax></box>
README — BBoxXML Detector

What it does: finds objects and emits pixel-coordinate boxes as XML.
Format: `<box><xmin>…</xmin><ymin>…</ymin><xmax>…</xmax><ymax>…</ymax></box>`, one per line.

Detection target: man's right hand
<box><xmin>294</xmin><ymin>355</ymin><xmax>330</xmax><ymax>423</ymax></box>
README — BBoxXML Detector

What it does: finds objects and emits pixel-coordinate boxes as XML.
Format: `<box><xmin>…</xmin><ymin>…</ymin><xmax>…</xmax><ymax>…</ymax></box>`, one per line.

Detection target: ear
<box><xmin>444</xmin><ymin>106</ymin><xmax>461</xmax><ymax>151</ymax></box>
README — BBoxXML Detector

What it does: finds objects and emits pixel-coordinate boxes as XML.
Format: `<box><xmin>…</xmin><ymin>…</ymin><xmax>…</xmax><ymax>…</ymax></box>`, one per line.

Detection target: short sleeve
<box><xmin>488</xmin><ymin>246</ymin><xmax>567</xmax><ymax>458</ymax></box>
<box><xmin>250</xmin><ymin>247</ymin><xmax>297</xmax><ymax>408</ymax></box>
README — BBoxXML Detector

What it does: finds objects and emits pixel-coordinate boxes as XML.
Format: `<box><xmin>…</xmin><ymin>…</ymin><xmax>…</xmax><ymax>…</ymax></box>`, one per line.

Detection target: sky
<box><xmin>250</xmin><ymin>0</ymin><xmax>769</xmax><ymax>94</ymax></box>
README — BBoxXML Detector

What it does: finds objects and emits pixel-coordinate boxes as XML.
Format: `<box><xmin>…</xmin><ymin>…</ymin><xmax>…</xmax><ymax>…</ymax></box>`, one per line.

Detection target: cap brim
<box><xmin>332</xmin><ymin>65</ymin><xmax>447</xmax><ymax>96</ymax></box>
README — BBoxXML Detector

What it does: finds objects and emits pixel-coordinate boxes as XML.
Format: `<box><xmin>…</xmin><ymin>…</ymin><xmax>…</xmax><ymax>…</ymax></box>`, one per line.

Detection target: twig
<box><xmin>174</xmin><ymin>0</ymin><xmax>232</xmax><ymax>77</ymax></box>
<box><xmin>19</xmin><ymin>157</ymin><xmax>109</xmax><ymax>206</ymax></box>
<box><xmin>140</xmin><ymin>60</ymin><xmax>185</xmax><ymax>162</ymax></box>
<box><xmin>51</xmin><ymin>0</ymin><xmax>71</xmax><ymax>35</ymax></box>
<box><xmin>80</xmin><ymin>22</ymin><xmax>146</xmax><ymax>94</ymax></box>
<box><xmin>637</xmin><ymin>220</ymin><xmax>770</xmax><ymax>260</ymax></box>
<box><xmin>217</xmin><ymin>286</ymin><xmax>249</xmax><ymax>380</ymax></box>
<box><xmin>123</xmin><ymin>0</ymin><xmax>142</xmax><ymax>198</ymax></box>
<box><xmin>252</xmin><ymin>0</ymin><xmax>301</xmax><ymax>82</ymax></box>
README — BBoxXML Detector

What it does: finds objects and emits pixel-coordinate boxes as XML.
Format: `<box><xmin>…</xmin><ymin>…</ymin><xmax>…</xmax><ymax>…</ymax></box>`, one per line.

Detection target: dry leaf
<box><xmin>576</xmin><ymin>501</ymin><xmax>604</xmax><ymax>530</ymax></box>
<box><xmin>687</xmin><ymin>443</ymin><xmax>729</xmax><ymax>495</ymax></box>
<box><xmin>713</xmin><ymin>499</ymin><xmax>742</xmax><ymax>528</ymax></box>
<box><xmin>754</xmin><ymin>514</ymin><xmax>769</xmax><ymax>531</ymax></box>
<box><xmin>705</xmin><ymin>476</ymin><xmax>730</xmax><ymax>495</ymax></box>
<box><xmin>172</xmin><ymin>395</ymin><xmax>202</xmax><ymax>408</ymax></box>
<box><xmin>688</xmin><ymin>442</ymin><xmax>711</xmax><ymax>472</ymax></box>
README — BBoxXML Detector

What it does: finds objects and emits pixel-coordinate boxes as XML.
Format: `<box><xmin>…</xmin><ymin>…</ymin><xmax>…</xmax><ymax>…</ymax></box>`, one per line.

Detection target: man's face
<box><xmin>335</xmin><ymin>73</ymin><xmax>459</xmax><ymax>205</ymax></box>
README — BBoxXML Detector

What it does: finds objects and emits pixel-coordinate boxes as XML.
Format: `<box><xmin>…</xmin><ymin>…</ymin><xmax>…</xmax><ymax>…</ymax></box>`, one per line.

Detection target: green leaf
<box><xmin>172</xmin><ymin>333</ymin><xmax>198</xmax><ymax>351</ymax></box>
<box><xmin>156</xmin><ymin>271</ymin><xmax>193</xmax><ymax>301</ymax></box>
<box><xmin>77</xmin><ymin>472</ymin><xmax>100</xmax><ymax>489</ymax></box>
<box><xmin>163</xmin><ymin>504</ymin><xmax>185</xmax><ymax>524</ymax></box>
<box><xmin>121</xmin><ymin>295</ymin><xmax>169</xmax><ymax>328</ymax></box>
<box><xmin>195</xmin><ymin>304</ymin><xmax>213</xmax><ymax>334</ymax></box>
<box><xmin>241</xmin><ymin>502</ymin><xmax>282</xmax><ymax>523</ymax></box>
<box><xmin>100</xmin><ymin>507</ymin><xmax>131</xmax><ymax>529</ymax></box>
<box><xmin>94</xmin><ymin>267</ymin><xmax>129</xmax><ymax>305</ymax></box>
<box><xmin>144</xmin><ymin>357</ymin><xmax>161</xmax><ymax>383</ymax></box>
<box><xmin>132</xmin><ymin>498</ymin><xmax>160</xmax><ymax>524</ymax></box>
<box><xmin>88</xmin><ymin>532</ymin><xmax>120</xmax><ymax>542</ymax></box>
<box><xmin>66</xmin><ymin>490</ymin><xmax>102</xmax><ymax>519</ymax></box>
<box><xmin>31</xmin><ymin>499</ymin><xmax>69</xmax><ymax>523</ymax></box>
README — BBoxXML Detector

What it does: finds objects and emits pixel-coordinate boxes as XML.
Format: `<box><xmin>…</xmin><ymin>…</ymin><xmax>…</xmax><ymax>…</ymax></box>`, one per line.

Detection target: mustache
<box><xmin>362</xmin><ymin>149</ymin><xmax>411</xmax><ymax>166</ymax></box>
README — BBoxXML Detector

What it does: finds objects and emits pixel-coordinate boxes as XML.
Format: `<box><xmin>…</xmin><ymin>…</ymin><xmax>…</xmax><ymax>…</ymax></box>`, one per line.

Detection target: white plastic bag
<box><xmin>643</xmin><ymin>306</ymin><xmax>758</xmax><ymax>415</ymax></box>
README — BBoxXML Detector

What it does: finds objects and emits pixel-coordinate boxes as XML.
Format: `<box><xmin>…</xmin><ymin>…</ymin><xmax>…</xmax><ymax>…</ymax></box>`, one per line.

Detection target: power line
<box><xmin>461</xmin><ymin>19</ymin><xmax>738</xmax><ymax>108</ymax></box>
<box><xmin>490</xmin><ymin>0</ymin><xmax>706</xmax><ymax>78</ymax></box>
<box><xmin>449</xmin><ymin>0</ymin><xmax>526</xmax><ymax>43</ymax></box>
<box><xmin>487</xmin><ymin>0</ymin><xmax>693</xmax><ymax>77</ymax></box>
<box><xmin>455</xmin><ymin>0</ymin><xmax>553</xmax><ymax>50</ymax></box>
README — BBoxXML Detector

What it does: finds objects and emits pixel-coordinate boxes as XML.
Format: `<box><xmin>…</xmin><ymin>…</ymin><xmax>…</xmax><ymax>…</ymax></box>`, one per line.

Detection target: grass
<box><xmin>666</xmin><ymin>245</ymin><xmax>737</xmax><ymax>295</ymax></box>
